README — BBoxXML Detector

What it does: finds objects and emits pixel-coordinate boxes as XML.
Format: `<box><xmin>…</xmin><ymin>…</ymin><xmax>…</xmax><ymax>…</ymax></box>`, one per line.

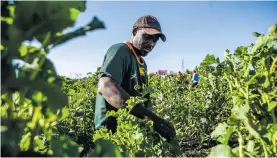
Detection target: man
<box><xmin>191</xmin><ymin>70</ymin><xmax>199</xmax><ymax>87</ymax></box>
<box><xmin>177</xmin><ymin>71</ymin><xmax>183</xmax><ymax>77</ymax></box>
<box><xmin>94</xmin><ymin>15</ymin><xmax>176</xmax><ymax>141</ymax></box>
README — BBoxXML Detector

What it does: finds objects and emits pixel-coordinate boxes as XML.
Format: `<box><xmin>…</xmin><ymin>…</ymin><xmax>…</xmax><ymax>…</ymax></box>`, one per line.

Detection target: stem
<box><xmin>28</xmin><ymin>107</ymin><xmax>36</xmax><ymax>150</ymax></box>
<box><xmin>270</xmin><ymin>56</ymin><xmax>277</xmax><ymax>74</ymax></box>
<box><xmin>29</xmin><ymin>56</ymin><xmax>46</xmax><ymax>80</ymax></box>
<box><xmin>237</xmin><ymin>131</ymin><xmax>244</xmax><ymax>158</ymax></box>
<box><xmin>260</xmin><ymin>139</ymin><xmax>268</xmax><ymax>158</ymax></box>
<box><xmin>245</xmin><ymin>119</ymin><xmax>269</xmax><ymax>157</ymax></box>
<box><xmin>272</xmin><ymin>110</ymin><xmax>277</xmax><ymax>124</ymax></box>
<box><xmin>274</xmin><ymin>131</ymin><xmax>277</xmax><ymax>154</ymax></box>
<box><xmin>83</xmin><ymin>103</ymin><xmax>86</xmax><ymax>135</ymax></box>
<box><xmin>244</xmin><ymin>151</ymin><xmax>255</xmax><ymax>158</ymax></box>
<box><xmin>29</xmin><ymin>32</ymin><xmax>51</xmax><ymax>81</ymax></box>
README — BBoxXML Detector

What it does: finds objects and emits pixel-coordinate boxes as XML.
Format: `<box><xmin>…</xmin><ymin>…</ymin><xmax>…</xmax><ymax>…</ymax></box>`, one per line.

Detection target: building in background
<box><xmin>156</xmin><ymin>70</ymin><xmax>168</xmax><ymax>76</ymax></box>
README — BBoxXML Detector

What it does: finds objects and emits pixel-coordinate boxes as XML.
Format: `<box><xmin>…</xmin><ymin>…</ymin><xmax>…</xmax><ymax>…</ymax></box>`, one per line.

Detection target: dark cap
<box><xmin>133</xmin><ymin>15</ymin><xmax>166</xmax><ymax>42</ymax></box>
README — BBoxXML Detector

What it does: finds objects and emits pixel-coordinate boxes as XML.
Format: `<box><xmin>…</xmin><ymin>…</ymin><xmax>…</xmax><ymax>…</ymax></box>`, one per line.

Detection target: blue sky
<box><xmin>46</xmin><ymin>1</ymin><xmax>277</xmax><ymax>77</ymax></box>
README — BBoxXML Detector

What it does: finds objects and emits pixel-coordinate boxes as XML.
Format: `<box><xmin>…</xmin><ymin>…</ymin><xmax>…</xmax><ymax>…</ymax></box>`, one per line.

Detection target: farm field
<box><xmin>1</xmin><ymin>1</ymin><xmax>277</xmax><ymax>157</ymax></box>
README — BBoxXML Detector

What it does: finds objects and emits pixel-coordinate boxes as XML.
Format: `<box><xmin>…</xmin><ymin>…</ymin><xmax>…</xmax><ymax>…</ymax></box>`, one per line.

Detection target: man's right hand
<box><xmin>129</xmin><ymin>103</ymin><xmax>176</xmax><ymax>140</ymax></box>
<box><xmin>153</xmin><ymin>117</ymin><xmax>176</xmax><ymax>141</ymax></box>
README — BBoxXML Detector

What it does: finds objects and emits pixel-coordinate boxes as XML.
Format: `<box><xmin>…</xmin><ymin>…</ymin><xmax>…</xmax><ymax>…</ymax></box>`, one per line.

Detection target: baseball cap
<box><xmin>133</xmin><ymin>15</ymin><xmax>166</xmax><ymax>42</ymax></box>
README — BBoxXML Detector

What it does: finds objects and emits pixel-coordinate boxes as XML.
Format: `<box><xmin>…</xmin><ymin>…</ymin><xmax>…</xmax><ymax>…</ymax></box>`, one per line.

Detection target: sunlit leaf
<box><xmin>19</xmin><ymin>132</ymin><xmax>31</xmax><ymax>151</ymax></box>
<box><xmin>208</xmin><ymin>144</ymin><xmax>232</xmax><ymax>157</ymax></box>
<box><xmin>268</xmin><ymin>101</ymin><xmax>277</xmax><ymax>112</ymax></box>
<box><xmin>268</xmin><ymin>23</ymin><xmax>277</xmax><ymax>38</ymax></box>
<box><xmin>69</xmin><ymin>8</ymin><xmax>81</xmax><ymax>21</ymax></box>
<box><xmin>58</xmin><ymin>107</ymin><xmax>69</xmax><ymax>121</ymax></box>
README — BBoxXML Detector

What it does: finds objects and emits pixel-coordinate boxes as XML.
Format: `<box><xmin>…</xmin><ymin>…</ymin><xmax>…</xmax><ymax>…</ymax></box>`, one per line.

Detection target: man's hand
<box><xmin>129</xmin><ymin>103</ymin><xmax>176</xmax><ymax>140</ymax></box>
<box><xmin>153</xmin><ymin>117</ymin><xmax>176</xmax><ymax>141</ymax></box>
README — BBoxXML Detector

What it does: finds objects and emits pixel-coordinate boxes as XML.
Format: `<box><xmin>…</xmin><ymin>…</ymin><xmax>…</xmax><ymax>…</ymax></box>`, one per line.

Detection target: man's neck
<box><xmin>133</xmin><ymin>47</ymin><xmax>142</xmax><ymax>58</ymax></box>
<box><xmin>128</xmin><ymin>40</ymin><xmax>142</xmax><ymax>58</ymax></box>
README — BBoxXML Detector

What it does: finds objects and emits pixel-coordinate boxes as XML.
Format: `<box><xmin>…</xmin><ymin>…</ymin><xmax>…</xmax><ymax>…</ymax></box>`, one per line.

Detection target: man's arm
<box><xmin>98</xmin><ymin>76</ymin><xmax>176</xmax><ymax>140</ymax></box>
<box><xmin>98</xmin><ymin>76</ymin><xmax>129</xmax><ymax>109</ymax></box>
<box><xmin>98</xmin><ymin>76</ymin><xmax>158</xmax><ymax>120</ymax></box>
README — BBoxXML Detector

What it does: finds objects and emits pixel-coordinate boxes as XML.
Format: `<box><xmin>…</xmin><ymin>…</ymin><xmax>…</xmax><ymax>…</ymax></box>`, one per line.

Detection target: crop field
<box><xmin>1</xmin><ymin>1</ymin><xmax>277</xmax><ymax>157</ymax></box>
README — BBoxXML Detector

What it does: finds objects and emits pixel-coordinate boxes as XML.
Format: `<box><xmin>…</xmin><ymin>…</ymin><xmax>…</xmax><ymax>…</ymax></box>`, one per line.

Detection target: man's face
<box><xmin>132</xmin><ymin>29</ymin><xmax>159</xmax><ymax>57</ymax></box>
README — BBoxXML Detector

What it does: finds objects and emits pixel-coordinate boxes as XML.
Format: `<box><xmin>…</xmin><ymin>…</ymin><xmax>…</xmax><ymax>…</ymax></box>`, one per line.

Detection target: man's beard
<box><xmin>138</xmin><ymin>50</ymin><xmax>149</xmax><ymax>57</ymax></box>
<box><xmin>133</xmin><ymin>47</ymin><xmax>149</xmax><ymax>57</ymax></box>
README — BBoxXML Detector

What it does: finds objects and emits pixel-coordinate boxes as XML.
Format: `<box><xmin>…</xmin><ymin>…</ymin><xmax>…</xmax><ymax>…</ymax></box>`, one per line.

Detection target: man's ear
<box><xmin>132</xmin><ymin>28</ymin><xmax>138</xmax><ymax>36</ymax></box>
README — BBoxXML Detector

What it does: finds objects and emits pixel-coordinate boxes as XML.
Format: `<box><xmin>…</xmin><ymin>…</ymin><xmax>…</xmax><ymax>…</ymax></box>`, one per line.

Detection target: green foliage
<box><xmin>88</xmin><ymin>139</ymin><xmax>123</xmax><ymax>157</ymax></box>
<box><xmin>1</xmin><ymin>1</ymin><xmax>105</xmax><ymax>156</ymax></box>
<box><xmin>92</xmin><ymin>96</ymin><xmax>181</xmax><ymax>157</ymax></box>
<box><xmin>59</xmin><ymin>66</ymin><xmax>231</xmax><ymax>157</ymax></box>
<box><xmin>57</xmin><ymin>75</ymin><xmax>99</xmax><ymax>156</ymax></box>
<box><xmin>2</xmin><ymin>1</ymin><xmax>275</xmax><ymax>157</ymax></box>
<box><xmin>149</xmin><ymin>67</ymin><xmax>232</xmax><ymax>156</ymax></box>
<box><xmin>210</xmin><ymin>23</ymin><xmax>277</xmax><ymax>157</ymax></box>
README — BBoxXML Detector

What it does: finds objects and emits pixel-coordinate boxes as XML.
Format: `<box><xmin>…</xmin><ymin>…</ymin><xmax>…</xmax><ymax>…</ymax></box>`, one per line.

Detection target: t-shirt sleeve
<box><xmin>98</xmin><ymin>44</ymin><xmax>131</xmax><ymax>85</ymax></box>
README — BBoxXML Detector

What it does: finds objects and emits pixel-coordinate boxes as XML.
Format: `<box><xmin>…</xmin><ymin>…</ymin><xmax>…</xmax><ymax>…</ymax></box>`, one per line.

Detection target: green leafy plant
<box><xmin>1</xmin><ymin>1</ymin><xmax>105</xmax><ymax>156</ymax></box>
<box><xmin>92</xmin><ymin>96</ymin><xmax>181</xmax><ymax>157</ymax></box>
<box><xmin>209</xmin><ymin>23</ymin><xmax>277</xmax><ymax>157</ymax></box>
<box><xmin>149</xmin><ymin>68</ymin><xmax>232</xmax><ymax>156</ymax></box>
<box><xmin>57</xmin><ymin>73</ymin><xmax>99</xmax><ymax>156</ymax></box>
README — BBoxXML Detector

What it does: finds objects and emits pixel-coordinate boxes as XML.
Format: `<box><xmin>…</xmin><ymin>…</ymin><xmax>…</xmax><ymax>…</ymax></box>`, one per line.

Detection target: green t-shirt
<box><xmin>94</xmin><ymin>42</ymin><xmax>150</xmax><ymax>132</ymax></box>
